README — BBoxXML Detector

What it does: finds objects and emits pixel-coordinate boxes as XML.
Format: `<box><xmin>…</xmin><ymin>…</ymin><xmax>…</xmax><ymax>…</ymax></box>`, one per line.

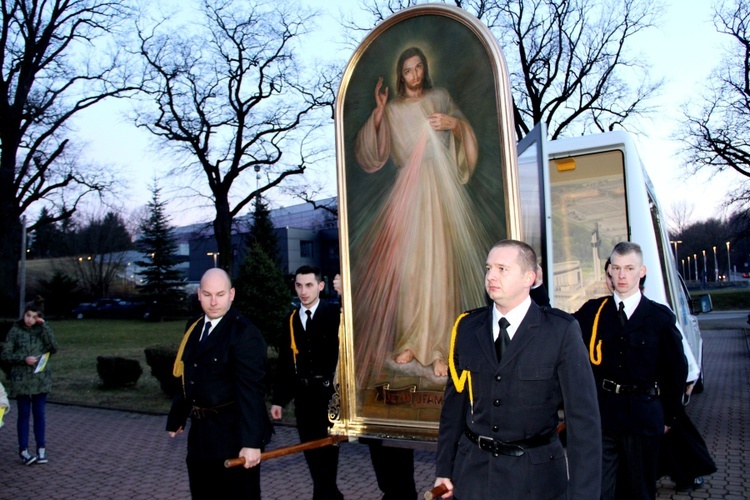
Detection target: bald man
<box><xmin>167</xmin><ymin>269</ymin><xmax>272</xmax><ymax>499</ymax></box>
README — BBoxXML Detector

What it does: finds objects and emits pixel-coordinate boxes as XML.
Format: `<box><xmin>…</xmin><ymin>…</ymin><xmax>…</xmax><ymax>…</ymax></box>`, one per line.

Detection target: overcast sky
<box><xmin>73</xmin><ymin>0</ymin><xmax>732</xmax><ymax>228</ymax></box>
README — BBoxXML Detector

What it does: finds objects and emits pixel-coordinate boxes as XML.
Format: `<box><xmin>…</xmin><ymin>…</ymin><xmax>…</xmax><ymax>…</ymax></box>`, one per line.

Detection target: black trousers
<box><xmin>366</xmin><ymin>439</ymin><xmax>417</xmax><ymax>500</ymax></box>
<box><xmin>186</xmin><ymin>455</ymin><xmax>260</xmax><ymax>500</ymax></box>
<box><xmin>295</xmin><ymin>382</ymin><xmax>343</xmax><ymax>500</ymax></box>
<box><xmin>601</xmin><ymin>431</ymin><xmax>661</xmax><ymax>500</ymax></box>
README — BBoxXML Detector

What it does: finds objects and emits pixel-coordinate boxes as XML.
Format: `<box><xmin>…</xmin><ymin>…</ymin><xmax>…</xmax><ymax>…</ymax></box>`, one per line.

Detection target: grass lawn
<box><xmin>7</xmin><ymin>318</ymin><xmax>186</xmax><ymax>414</ymax></box>
<box><xmin>691</xmin><ymin>286</ymin><xmax>750</xmax><ymax>310</ymax></box>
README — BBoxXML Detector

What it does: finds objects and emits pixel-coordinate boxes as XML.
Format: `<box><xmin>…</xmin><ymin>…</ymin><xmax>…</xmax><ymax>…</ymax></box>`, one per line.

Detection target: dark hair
<box><xmin>490</xmin><ymin>239</ymin><xmax>538</xmax><ymax>274</ymax></box>
<box><xmin>295</xmin><ymin>265</ymin><xmax>322</xmax><ymax>282</ymax></box>
<box><xmin>23</xmin><ymin>295</ymin><xmax>45</xmax><ymax>318</ymax></box>
<box><xmin>396</xmin><ymin>47</ymin><xmax>433</xmax><ymax>97</ymax></box>
<box><xmin>611</xmin><ymin>241</ymin><xmax>643</xmax><ymax>261</ymax></box>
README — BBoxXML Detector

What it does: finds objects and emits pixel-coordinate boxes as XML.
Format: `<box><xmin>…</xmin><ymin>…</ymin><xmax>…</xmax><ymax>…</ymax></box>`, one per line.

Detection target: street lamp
<box><xmin>681</xmin><ymin>258</ymin><xmax>686</xmax><ymax>278</ymax></box>
<box><xmin>670</xmin><ymin>240</ymin><xmax>682</xmax><ymax>270</ymax></box>
<box><xmin>702</xmin><ymin>250</ymin><xmax>707</xmax><ymax>285</ymax></box>
<box><xmin>726</xmin><ymin>241</ymin><xmax>731</xmax><ymax>282</ymax></box>
<box><xmin>694</xmin><ymin>253</ymin><xmax>698</xmax><ymax>283</ymax></box>
<box><xmin>687</xmin><ymin>255</ymin><xmax>692</xmax><ymax>281</ymax></box>
<box><xmin>713</xmin><ymin>246</ymin><xmax>719</xmax><ymax>282</ymax></box>
<box><xmin>207</xmin><ymin>252</ymin><xmax>220</xmax><ymax>268</ymax></box>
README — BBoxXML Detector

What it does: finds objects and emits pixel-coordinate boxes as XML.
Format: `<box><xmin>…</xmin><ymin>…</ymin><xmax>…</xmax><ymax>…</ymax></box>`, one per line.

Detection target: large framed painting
<box><xmin>332</xmin><ymin>4</ymin><xmax>520</xmax><ymax>440</ymax></box>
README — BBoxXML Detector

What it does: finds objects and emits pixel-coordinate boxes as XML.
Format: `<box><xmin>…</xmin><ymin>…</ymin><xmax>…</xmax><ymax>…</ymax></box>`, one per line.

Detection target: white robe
<box><xmin>352</xmin><ymin>88</ymin><xmax>489</xmax><ymax>386</ymax></box>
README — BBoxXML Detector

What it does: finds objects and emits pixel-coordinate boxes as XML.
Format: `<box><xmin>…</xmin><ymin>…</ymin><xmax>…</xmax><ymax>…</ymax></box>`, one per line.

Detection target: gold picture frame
<box><xmin>333</xmin><ymin>4</ymin><xmax>520</xmax><ymax>441</ymax></box>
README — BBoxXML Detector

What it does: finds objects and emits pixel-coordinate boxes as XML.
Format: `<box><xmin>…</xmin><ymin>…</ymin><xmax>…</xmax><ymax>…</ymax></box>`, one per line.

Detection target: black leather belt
<box><xmin>191</xmin><ymin>401</ymin><xmax>235</xmax><ymax>419</ymax></box>
<box><xmin>601</xmin><ymin>379</ymin><xmax>660</xmax><ymax>396</ymax></box>
<box><xmin>465</xmin><ymin>427</ymin><xmax>557</xmax><ymax>457</ymax></box>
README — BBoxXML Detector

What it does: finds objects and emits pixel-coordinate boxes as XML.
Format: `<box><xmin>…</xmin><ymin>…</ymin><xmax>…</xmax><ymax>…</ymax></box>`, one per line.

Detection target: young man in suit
<box><xmin>574</xmin><ymin>242</ymin><xmax>687</xmax><ymax>499</ymax></box>
<box><xmin>167</xmin><ymin>268</ymin><xmax>272</xmax><ymax>499</ymax></box>
<box><xmin>271</xmin><ymin>266</ymin><xmax>343</xmax><ymax>500</ymax></box>
<box><xmin>435</xmin><ymin>239</ymin><xmax>601</xmax><ymax>499</ymax></box>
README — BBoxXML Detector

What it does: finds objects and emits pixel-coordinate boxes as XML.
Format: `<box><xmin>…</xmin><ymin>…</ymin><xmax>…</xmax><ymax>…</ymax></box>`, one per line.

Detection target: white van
<box><xmin>518</xmin><ymin>128</ymin><xmax>706</xmax><ymax>390</ymax></box>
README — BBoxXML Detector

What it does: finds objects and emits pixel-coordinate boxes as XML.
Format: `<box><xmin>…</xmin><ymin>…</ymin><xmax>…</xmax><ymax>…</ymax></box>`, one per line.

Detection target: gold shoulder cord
<box><xmin>289</xmin><ymin>310</ymin><xmax>299</xmax><ymax>372</ymax></box>
<box><xmin>172</xmin><ymin>318</ymin><xmax>203</xmax><ymax>397</ymax></box>
<box><xmin>448</xmin><ymin>313</ymin><xmax>475</xmax><ymax>419</ymax></box>
<box><xmin>590</xmin><ymin>298</ymin><xmax>608</xmax><ymax>365</ymax></box>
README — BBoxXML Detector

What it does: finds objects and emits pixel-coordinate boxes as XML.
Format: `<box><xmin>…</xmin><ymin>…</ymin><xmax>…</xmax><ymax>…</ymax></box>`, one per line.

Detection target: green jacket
<box><xmin>1</xmin><ymin>321</ymin><xmax>59</xmax><ymax>397</ymax></box>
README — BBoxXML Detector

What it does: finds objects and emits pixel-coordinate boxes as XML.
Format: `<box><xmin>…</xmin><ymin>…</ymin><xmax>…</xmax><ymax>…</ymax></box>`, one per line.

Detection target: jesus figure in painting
<box><xmin>353</xmin><ymin>46</ymin><xmax>488</xmax><ymax>385</ymax></box>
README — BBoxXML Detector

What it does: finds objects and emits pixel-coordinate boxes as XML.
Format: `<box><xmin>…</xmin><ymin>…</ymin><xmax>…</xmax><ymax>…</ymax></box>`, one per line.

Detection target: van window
<box><xmin>548</xmin><ymin>149</ymin><xmax>627</xmax><ymax>312</ymax></box>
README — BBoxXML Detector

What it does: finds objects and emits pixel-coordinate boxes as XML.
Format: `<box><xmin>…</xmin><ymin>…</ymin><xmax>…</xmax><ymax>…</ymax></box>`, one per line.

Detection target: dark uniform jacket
<box><xmin>574</xmin><ymin>295</ymin><xmax>687</xmax><ymax>435</ymax></box>
<box><xmin>436</xmin><ymin>302</ymin><xmax>601</xmax><ymax>499</ymax></box>
<box><xmin>166</xmin><ymin>308</ymin><xmax>272</xmax><ymax>461</ymax></box>
<box><xmin>271</xmin><ymin>300</ymin><xmax>341</xmax><ymax>410</ymax></box>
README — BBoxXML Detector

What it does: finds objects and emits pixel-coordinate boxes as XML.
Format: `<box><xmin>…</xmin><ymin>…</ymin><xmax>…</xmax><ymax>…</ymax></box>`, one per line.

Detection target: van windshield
<box><xmin>548</xmin><ymin>149</ymin><xmax>627</xmax><ymax>313</ymax></box>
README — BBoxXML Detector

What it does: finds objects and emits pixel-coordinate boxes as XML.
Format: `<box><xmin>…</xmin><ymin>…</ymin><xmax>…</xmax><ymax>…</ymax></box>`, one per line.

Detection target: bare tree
<box><xmin>342</xmin><ymin>0</ymin><xmax>662</xmax><ymax>140</ymax></box>
<box><xmin>666</xmin><ymin>200</ymin><xmax>696</xmax><ymax>237</ymax></box>
<box><xmin>0</xmin><ymin>0</ymin><xmax>140</xmax><ymax>312</ymax></box>
<box><xmin>69</xmin><ymin>210</ymin><xmax>133</xmax><ymax>297</ymax></box>
<box><xmin>679</xmin><ymin>0</ymin><xmax>750</xmax><ymax>209</ymax></box>
<box><xmin>134</xmin><ymin>0</ymin><xmax>336</xmax><ymax>272</ymax></box>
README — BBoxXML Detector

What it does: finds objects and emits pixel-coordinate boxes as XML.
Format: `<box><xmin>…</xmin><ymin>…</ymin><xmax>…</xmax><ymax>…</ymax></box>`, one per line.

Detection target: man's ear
<box><xmin>525</xmin><ymin>270</ymin><xmax>536</xmax><ymax>287</ymax></box>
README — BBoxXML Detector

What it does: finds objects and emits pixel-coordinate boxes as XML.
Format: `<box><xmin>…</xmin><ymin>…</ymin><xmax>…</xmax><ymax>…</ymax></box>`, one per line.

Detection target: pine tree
<box><xmin>234</xmin><ymin>242</ymin><xmax>290</xmax><ymax>351</ymax></box>
<box><xmin>247</xmin><ymin>196</ymin><xmax>279</xmax><ymax>260</ymax></box>
<box><xmin>234</xmin><ymin>195</ymin><xmax>290</xmax><ymax>350</ymax></box>
<box><xmin>135</xmin><ymin>185</ymin><xmax>185</xmax><ymax>316</ymax></box>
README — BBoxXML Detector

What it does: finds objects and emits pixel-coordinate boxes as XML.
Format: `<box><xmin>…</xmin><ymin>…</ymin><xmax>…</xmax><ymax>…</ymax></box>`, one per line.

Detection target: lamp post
<box><xmin>726</xmin><ymin>241</ymin><xmax>731</xmax><ymax>281</ymax></box>
<box><xmin>207</xmin><ymin>252</ymin><xmax>219</xmax><ymax>268</ymax></box>
<box><xmin>713</xmin><ymin>246</ymin><xmax>719</xmax><ymax>282</ymax></box>
<box><xmin>687</xmin><ymin>255</ymin><xmax>692</xmax><ymax>281</ymax></box>
<box><xmin>681</xmin><ymin>258</ymin><xmax>686</xmax><ymax>278</ymax></box>
<box><xmin>694</xmin><ymin>253</ymin><xmax>698</xmax><ymax>283</ymax></box>
<box><xmin>670</xmin><ymin>240</ymin><xmax>682</xmax><ymax>272</ymax></box>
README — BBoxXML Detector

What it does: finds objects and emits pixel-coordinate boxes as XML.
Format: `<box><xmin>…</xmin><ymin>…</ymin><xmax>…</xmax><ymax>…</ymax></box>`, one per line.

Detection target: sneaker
<box><xmin>19</xmin><ymin>450</ymin><xmax>37</xmax><ymax>466</ymax></box>
<box><xmin>37</xmin><ymin>448</ymin><xmax>48</xmax><ymax>464</ymax></box>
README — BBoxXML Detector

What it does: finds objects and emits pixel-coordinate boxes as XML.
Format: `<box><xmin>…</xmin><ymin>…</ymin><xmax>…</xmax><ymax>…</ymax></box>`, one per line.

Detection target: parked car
<box><xmin>71</xmin><ymin>299</ymin><xmax>149</xmax><ymax>319</ymax></box>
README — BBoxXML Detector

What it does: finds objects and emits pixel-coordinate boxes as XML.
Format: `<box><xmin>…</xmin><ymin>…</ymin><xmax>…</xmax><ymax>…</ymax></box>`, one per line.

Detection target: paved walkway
<box><xmin>0</xmin><ymin>323</ymin><xmax>747</xmax><ymax>499</ymax></box>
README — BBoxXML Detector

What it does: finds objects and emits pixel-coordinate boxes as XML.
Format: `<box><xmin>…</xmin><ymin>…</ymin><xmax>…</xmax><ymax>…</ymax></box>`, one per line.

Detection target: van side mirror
<box><xmin>691</xmin><ymin>294</ymin><xmax>713</xmax><ymax>315</ymax></box>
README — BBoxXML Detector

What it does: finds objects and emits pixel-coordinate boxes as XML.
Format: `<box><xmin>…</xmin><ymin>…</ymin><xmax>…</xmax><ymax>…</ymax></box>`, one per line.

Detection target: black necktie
<box><xmin>495</xmin><ymin>317</ymin><xmax>510</xmax><ymax>362</ymax></box>
<box><xmin>200</xmin><ymin>321</ymin><xmax>212</xmax><ymax>343</ymax></box>
<box><xmin>305</xmin><ymin>310</ymin><xmax>312</xmax><ymax>331</ymax></box>
<box><xmin>618</xmin><ymin>301</ymin><xmax>627</xmax><ymax>326</ymax></box>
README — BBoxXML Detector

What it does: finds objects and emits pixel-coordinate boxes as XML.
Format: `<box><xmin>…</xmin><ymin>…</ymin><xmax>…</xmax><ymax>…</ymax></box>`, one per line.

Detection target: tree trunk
<box><xmin>213</xmin><ymin>196</ymin><xmax>234</xmax><ymax>275</ymax></box>
<box><xmin>0</xmin><ymin>154</ymin><xmax>21</xmax><ymax>316</ymax></box>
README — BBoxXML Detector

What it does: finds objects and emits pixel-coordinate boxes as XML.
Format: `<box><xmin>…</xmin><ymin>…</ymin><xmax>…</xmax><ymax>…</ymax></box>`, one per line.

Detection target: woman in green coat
<box><xmin>1</xmin><ymin>297</ymin><xmax>58</xmax><ymax>465</ymax></box>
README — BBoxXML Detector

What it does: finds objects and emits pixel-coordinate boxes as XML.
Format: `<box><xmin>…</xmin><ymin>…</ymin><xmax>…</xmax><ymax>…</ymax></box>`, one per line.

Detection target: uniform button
<box><xmin>493</xmin><ymin>399</ymin><xmax>501</xmax><ymax>406</ymax></box>
<box><xmin>193</xmin><ymin>363</ymin><xmax>198</xmax><ymax>367</ymax></box>
<box><xmin>492</xmin><ymin>425</ymin><xmax>499</xmax><ymax>432</ymax></box>
<box><xmin>495</xmin><ymin>375</ymin><xmax>502</xmax><ymax>381</ymax></box>
<box><xmin>190</xmin><ymin>381</ymin><xmax>194</xmax><ymax>385</ymax></box>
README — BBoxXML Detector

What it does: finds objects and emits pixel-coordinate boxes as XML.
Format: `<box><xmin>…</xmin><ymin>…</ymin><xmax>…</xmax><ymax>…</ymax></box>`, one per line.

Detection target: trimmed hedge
<box><xmin>144</xmin><ymin>344</ymin><xmax>180</xmax><ymax>397</ymax></box>
<box><xmin>96</xmin><ymin>356</ymin><xmax>142</xmax><ymax>388</ymax></box>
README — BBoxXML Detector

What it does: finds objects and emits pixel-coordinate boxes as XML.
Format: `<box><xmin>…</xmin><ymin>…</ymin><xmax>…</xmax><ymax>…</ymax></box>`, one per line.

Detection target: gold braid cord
<box><xmin>448</xmin><ymin>313</ymin><xmax>474</xmax><ymax>414</ymax></box>
<box><xmin>589</xmin><ymin>298</ymin><xmax>608</xmax><ymax>366</ymax></box>
<box><xmin>172</xmin><ymin>318</ymin><xmax>203</xmax><ymax>395</ymax></box>
<box><xmin>289</xmin><ymin>309</ymin><xmax>299</xmax><ymax>369</ymax></box>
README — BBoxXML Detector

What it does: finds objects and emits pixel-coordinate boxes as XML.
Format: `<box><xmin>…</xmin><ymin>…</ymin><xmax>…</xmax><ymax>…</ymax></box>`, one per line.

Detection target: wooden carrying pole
<box><xmin>224</xmin><ymin>435</ymin><xmax>348</xmax><ymax>468</ymax></box>
<box><xmin>424</xmin><ymin>484</ymin><xmax>449</xmax><ymax>500</ymax></box>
